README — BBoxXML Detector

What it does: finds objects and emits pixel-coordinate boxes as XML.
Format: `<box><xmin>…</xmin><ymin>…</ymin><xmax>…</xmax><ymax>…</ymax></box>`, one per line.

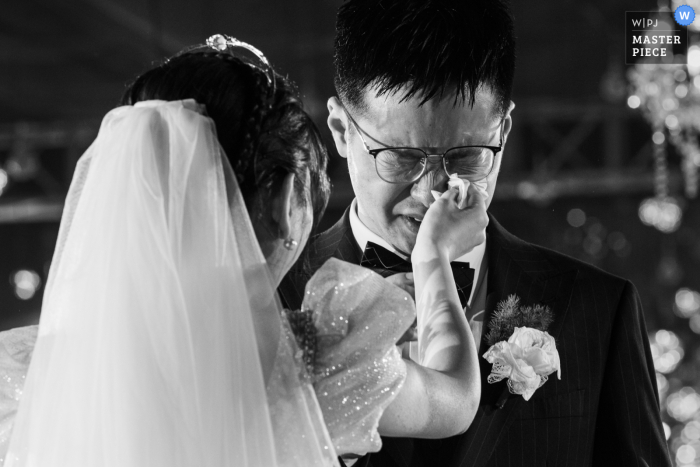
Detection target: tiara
<box><xmin>204</xmin><ymin>34</ymin><xmax>276</xmax><ymax>92</ymax></box>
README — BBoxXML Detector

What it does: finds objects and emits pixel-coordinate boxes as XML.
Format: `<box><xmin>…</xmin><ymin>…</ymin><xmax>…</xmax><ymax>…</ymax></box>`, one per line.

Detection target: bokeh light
<box><xmin>689</xmin><ymin>314</ymin><xmax>700</xmax><ymax>334</ymax></box>
<box><xmin>0</xmin><ymin>168</ymin><xmax>7</xmax><ymax>196</ymax></box>
<box><xmin>663</xmin><ymin>97</ymin><xmax>679</xmax><ymax>112</ymax></box>
<box><xmin>653</xmin><ymin>131</ymin><xmax>666</xmax><ymax>145</ymax></box>
<box><xmin>677</xmin><ymin>443</ymin><xmax>697</xmax><ymax>464</ymax></box>
<box><xmin>683</xmin><ymin>421</ymin><xmax>700</xmax><ymax>443</ymax></box>
<box><xmin>607</xmin><ymin>231</ymin><xmax>631</xmax><ymax>258</ymax></box>
<box><xmin>667</xmin><ymin>387</ymin><xmax>700</xmax><ymax>422</ymax></box>
<box><xmin>639</xmin><ymin>197</ymin><xmax>683</xmax><ymax>233</ymax></box>
<box><xmin>11</xmin><ymin>269</ymin><xmax>41</xmax><ymax>300</ymax></box>
<box><xmin>676</xmin><ymin>288</ymin><xmax>700</xmax><ymax>318</ymax></box>
<box><xmin>666</xmin><ymin>114</ymin><xmax>680</xmax><ymax>130</ymax></box>
<box><xmin>566</xmin><ymin>208</ymin><xmax>586</xmax><ymax>228</ymax></box>
<box><xmin>676</xmin><ymin>83</ymin><xmax>689</xmax><ymax>98</ymax></box>
<box><xmin>689</xmin><ymin>45</ymin><xmax>700</xmax><ymax>75</ymax></box>
<box><xmin>674</xmin><ymin>69</ymin><xmax>687</xmax><ymax>82</ymax></box>
<box><xmin>651</xmin><ymin>330</ymin><xmax>684</xmax><ymax>374</ymax></box>
<box><xmin>627</xmin><ymin>95</ymin><xmax>641</xmax><ymax>109</ymax></box>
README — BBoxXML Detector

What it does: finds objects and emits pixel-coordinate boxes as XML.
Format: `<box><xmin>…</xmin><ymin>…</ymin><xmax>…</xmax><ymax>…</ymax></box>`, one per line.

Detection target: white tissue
<box><xmin>431</xmin><ymin>174</ymin><xmax>488</xmax><ymax>208</ymax></box>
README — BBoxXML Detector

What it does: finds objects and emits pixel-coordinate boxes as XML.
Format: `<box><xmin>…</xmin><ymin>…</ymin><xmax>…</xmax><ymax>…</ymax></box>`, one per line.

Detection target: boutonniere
<box><xmin>482</xmin><ymin>295</ymin><xmax>560</xmax><ymax>401</ymax></box>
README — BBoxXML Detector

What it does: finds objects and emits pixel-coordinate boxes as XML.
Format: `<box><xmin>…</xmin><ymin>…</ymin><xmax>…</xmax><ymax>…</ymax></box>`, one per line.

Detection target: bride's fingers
<box><xmin>464</xmin><ymin>182</ymin><xmax>486</xmax><ymax>210</ymax></box>
<box><xmin>439</xmin><ymin>186</ymin><xmax>459</xmax><ymax>203</ymax></box>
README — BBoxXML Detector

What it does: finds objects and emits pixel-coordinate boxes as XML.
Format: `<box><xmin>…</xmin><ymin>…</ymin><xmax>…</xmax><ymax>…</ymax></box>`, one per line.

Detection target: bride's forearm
<box><xmin>412</xmin><ymin>243</ymin><xmax>476</xmax><ymax>373</ymax></box>
<box><xmin>377</xmin><ymin>243</ymin><xmax>480</xmax><ymax>438</ymax></box>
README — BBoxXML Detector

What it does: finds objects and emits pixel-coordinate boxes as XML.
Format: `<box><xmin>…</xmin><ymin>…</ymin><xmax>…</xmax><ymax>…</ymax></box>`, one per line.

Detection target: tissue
<box><xmin>431</xmin><ymin>174</ymin><xmax>488</xmax><ymax>209</ymax></box>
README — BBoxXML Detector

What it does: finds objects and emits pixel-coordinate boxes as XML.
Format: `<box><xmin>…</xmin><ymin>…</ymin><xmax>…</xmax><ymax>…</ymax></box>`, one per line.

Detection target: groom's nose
<box><xmin>410</xmin><ymin>165</ymin><xmax>450</xmax><ymax>209</ymax></box>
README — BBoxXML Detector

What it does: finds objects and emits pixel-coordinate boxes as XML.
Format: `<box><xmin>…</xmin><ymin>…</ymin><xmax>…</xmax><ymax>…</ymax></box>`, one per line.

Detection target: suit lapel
<box><xmin>278</xmin><ymin>208</ymin><xmax>362</xmax><ymax>310</ymax></box>
<box><xmin>326</xmin><ymin>209</ymin><xmax>363</xmax><ymax>266</ymax></box>
<box><xmin>450</xmin><ymin>215</ymin><xmax>578</xmax><ymax>467</ymax></box>
<box><xmin>308</xmin><ymin>207</ymin><xmax>361</xmax><ymax>266</ymax></box>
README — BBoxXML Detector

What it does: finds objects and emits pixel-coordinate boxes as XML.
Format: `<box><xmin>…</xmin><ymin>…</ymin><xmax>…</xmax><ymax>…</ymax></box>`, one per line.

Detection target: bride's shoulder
<box><xmin>0</xmin><ymin>325</ymin><xmax>38</xmax><ymax>462</ymax></box>
<box><xmin>0</xmin><ymin>325</ymin><xmax>38</xmax><ymax>368</ymax></box>
<box><xmin>308</xmin><ymin>257</ymin><xmax>414</xmax><ymax>314</ymax></box>
<box><xmin>299</xmin><ymin>258</ymin><xmax>415</xmax><ymax>456</ymax></box>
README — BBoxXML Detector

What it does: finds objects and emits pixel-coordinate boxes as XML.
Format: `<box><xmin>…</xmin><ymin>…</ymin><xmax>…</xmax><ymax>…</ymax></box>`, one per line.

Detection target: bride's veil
<box><xmin>4</xmin><ymin>99</ymin><xmax>290</xmax><ymax>466</ymax></box>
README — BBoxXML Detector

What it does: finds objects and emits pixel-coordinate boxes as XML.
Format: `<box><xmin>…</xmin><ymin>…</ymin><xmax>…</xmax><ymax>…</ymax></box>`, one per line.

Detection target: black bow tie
<box><xmin>360</xmin><ymin>241</ymin><xmax>475</xmax><ymax>308</ymax></box>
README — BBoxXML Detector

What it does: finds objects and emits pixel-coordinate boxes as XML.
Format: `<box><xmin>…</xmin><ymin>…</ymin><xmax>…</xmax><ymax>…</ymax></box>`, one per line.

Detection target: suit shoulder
<box><xmin>290</xmin><ymin>209</ymin><xmax>354</xmax><ymax>275</ymax></box>
<box><xmin>489</xmin><ymin>215</ymin><xmax>627</xmax><ymax>292</ymax></box>
<box><xmin>531</xmin><ymin>242</ymin><xmax>629</xmax><ymax>289</ymax></box>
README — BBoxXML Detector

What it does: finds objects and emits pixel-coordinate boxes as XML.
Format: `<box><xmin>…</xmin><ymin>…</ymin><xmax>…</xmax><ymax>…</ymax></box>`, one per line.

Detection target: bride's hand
<box><xmin>415</xmin><ymin>183</ymin><xmax>488</xmax><ymax>262</ymax></box>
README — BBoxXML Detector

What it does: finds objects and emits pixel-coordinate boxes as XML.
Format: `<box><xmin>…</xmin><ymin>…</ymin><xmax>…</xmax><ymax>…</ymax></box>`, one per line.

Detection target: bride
<box><xmin>0</xmin><ymin>36</ymin><xmax>485</xmax><ymax>466</ymax></box>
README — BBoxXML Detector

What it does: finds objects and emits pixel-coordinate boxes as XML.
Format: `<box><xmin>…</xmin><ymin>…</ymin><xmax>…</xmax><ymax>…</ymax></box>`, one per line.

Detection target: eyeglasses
<box><xmin>344</xmin><ymin>108</ymin><xmax>504</xmax><ymax>184</ymax></box>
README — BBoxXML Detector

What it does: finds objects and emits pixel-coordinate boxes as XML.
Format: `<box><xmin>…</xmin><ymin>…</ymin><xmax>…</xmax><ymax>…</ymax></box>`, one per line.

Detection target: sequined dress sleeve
<box><xmin>265</xmin><ymin>313</ymin><xmax>340</xmax><ymax>467</ymax></box>
<box><xmin>0</xmin><ymin>326</ymin><xmax>37</xmax><ymax>465</ymax></box>
<box><xmin>0</xmin><ymin>260</ymin><xmax>413</xmax><ymax>464</ymax></box>
<box><xmin>293</xmin><ymin>258</ymin><xmax>416</xmax><ymax>457</ymax></box>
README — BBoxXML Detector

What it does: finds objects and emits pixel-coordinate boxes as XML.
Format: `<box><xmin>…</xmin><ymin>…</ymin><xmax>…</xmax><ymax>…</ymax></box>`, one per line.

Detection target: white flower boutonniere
<box><xmin>482</xmin><ymin>295</ymin><xmax>561</xmax><ymax>401</ymax></box>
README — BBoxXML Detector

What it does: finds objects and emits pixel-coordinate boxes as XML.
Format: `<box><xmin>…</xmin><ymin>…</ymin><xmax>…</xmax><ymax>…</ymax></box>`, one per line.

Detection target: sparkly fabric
<box><xmin>0</xmin><ymin>326</ymin><xmax>37</xmax><ymax>465</ymax></box>
<box><xmin>302</xmin><ymin>258</ymin><xmax>416</xmax><ymax>456</ymax></box>
<box><xmin>266</xmin><ymin>317</ymin><xmax>339</xmax><ymax>467</ymax></box>
<box><xmin>0</xmin><ymin>260</ymin><xmax>415</xmax><ymax>462</ymax></box>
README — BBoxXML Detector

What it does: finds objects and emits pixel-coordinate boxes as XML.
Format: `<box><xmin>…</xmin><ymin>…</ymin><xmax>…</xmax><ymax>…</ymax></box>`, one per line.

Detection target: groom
<box><xmin>280</xmin><ymin>0</ymin><xmax>671</xmax><ymax>465</ymax></box>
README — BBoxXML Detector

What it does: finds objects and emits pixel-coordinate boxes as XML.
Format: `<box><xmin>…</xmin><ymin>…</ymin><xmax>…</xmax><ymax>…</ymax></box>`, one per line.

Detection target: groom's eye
<box><xmin>444</xmin><ymin>147</ymin><xmax>494</xmax><ymax>178</ymax></box>
<box><xmin>379</xmin><ymin>149</ymin><xmax>423</xmax><ymax>166</ymax></box>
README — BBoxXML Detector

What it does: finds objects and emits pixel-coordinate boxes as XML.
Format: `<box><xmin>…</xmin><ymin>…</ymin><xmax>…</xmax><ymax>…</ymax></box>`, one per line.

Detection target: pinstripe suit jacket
<box><xmin>278</xmin><ymin>209</ymin><xmax>671</xmax><ymax>467</ymax></box>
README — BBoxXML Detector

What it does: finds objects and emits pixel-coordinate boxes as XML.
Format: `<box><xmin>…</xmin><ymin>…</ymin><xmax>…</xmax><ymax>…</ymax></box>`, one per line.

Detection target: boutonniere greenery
<box><xmin>483</xmin><ymin>295</ymin><xmax>561</xmax><ymax>401</ymax></box>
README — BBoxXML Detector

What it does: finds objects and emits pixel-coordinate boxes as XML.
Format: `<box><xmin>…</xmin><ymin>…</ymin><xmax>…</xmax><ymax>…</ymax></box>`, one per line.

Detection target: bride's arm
<box><xmin>378</xmin><ymin>185</ymin><xmax>486</xmax><ymax>439</ymax></box>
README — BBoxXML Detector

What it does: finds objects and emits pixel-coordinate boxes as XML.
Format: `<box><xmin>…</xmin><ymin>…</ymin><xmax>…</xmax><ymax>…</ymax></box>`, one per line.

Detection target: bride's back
<box><xmin>1</xmin><ymin>44</ymin><xmax>333</xmax><ymax>467</ymax></box>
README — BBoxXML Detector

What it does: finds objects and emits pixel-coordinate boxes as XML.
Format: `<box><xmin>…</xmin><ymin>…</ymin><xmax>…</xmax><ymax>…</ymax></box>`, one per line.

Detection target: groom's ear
<box><xmin>502</xmin><ymin>101</ymin><xmax>516</xmax><ymax>147</ymax></box>
<box><xmin>327</xmin><ymin>97</ymin><xmax>349</xmax><ymax>159</ymax></box>
<box><xmin>271</xmin><ymin>172</ymin><xmax>296</xmax><ymax>240</ymax></box>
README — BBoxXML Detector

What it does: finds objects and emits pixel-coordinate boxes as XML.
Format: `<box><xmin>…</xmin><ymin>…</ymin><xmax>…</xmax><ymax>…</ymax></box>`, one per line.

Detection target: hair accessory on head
<box><xmin>283</xmin><ymin>238</ymin><xmax>298</xmax><ymax>250</ymax></box>
<box><xmin>204</xmin><ymin>34</ymin><xmax>276</xmax><ymax>92</ymax></box>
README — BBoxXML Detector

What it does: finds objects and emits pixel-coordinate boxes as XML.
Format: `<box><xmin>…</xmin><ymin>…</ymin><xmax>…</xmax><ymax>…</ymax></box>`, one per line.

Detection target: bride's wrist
<box><xmin>412</xmin><ymin>239</ymin><xmax>449</xmax><ymax>264</ymax></box>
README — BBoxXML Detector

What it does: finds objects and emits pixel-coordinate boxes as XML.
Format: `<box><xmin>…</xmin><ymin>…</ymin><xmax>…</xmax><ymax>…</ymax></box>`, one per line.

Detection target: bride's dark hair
<box><xmin>121</xmin><ymin>50</ymin><xmax>330</xmax><ymax>246</ymax></box>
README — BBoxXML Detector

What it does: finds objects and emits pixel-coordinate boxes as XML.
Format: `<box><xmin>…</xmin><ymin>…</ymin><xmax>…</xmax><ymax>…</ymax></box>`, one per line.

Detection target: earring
<box><xmin>283</xmin><ymin>238</ymin><xmax>298</xmax><ymax>250</ymax></box>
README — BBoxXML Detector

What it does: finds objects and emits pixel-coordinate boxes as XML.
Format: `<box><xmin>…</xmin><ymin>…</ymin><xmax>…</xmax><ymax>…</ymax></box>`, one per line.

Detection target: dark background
<box><xmin>1</xmin><ymin>0</ymin><xmax>699</xmax><ymax>463</ymax></box>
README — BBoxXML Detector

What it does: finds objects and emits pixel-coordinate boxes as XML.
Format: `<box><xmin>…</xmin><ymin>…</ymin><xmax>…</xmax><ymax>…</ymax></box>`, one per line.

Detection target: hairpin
<box><xmin>204</xmin><ymin>34</ymin><xmax>276</xmax><ymax>92</ymax></box>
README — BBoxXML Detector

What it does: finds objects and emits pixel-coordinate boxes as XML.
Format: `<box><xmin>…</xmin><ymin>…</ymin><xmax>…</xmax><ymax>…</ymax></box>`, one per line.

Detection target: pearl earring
<box><xmin>283</xmin><ymin>238</ymin><xmax>298</xmax><ymax>250</ymax></box>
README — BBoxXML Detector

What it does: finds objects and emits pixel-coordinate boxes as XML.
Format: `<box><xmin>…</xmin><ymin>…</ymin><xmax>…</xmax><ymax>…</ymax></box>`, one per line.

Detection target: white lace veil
<box><xmin>4</xmin><ymin>100</ymin><xmax>300</xmax><ymax>466</ymax></box>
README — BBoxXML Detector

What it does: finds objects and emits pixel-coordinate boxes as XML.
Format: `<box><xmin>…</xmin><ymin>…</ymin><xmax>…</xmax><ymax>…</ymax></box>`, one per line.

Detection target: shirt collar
<box><xmin>349</xmin><ymin>198</ymin><xmax>486</xmax><ymax>302</ymax></box>
<box><xmin>349</xmin><ymin>198</ymin><xmax>402</xmax><ymax>256</ymax></box>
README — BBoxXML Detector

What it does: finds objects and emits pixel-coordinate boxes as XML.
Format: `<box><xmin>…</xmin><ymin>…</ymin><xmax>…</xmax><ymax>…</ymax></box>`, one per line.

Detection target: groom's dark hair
<box><xmin>334</xmin><ymin>0</ymin><xmax>516</xmax><ymax>116</ymax></box>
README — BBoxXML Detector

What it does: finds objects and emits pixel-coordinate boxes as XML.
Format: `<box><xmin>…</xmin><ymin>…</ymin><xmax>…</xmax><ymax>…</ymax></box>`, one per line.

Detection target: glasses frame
<box><xmin>344</xmin><ymin>107</ymin><xmax>504</xmax><ymax>184</ymax></box>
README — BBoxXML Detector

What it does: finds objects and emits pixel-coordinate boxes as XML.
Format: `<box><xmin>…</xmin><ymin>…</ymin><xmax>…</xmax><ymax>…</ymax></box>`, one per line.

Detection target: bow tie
<box><xmin>360</xmin><ymin>241</ymin><xmax>475</xmax><ymax>309</ymax></box>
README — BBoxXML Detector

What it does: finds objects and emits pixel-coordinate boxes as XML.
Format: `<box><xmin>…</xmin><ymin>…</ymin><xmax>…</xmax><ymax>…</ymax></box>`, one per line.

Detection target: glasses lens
<box><xmin>375</xmin><ymin>148</ymin><xmax>426</xmax><ymax>183</ymax></box>
<box><xmin>444</xmin><ymin>147</ymin><xmax>495</xmax><ymax>181</ymax></box>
